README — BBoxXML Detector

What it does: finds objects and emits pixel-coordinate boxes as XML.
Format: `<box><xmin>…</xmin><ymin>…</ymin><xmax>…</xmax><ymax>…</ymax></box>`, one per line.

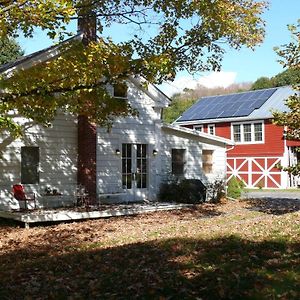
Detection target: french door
<box><xmin>122</xmin><ymin>143</ymin><xmax>148</xmax><ymax>201</ymax></box>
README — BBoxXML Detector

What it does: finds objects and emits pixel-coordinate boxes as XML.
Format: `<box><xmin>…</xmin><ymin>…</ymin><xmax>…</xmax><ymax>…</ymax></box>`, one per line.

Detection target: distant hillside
<box><xmin>163</xmin><ymin>82</ymin><xmax>252</xmax><ymax>124</ymax></box>
<box><xmin>251</xmin><ymin>68</ymin><xmax>300</xmax><ymax>90</ymax></box>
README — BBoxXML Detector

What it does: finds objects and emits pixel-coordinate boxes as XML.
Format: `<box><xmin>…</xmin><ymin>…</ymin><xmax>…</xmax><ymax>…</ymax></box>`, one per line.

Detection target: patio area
<box><xmin>0</xmin><ymin>202</ymin><xmax>191</xmax><ymax>228</ymax></box>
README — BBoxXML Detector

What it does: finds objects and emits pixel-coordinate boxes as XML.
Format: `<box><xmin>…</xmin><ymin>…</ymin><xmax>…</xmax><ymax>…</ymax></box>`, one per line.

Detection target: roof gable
<box><xmin>177</xmin><ymin>87</ymin><xmax>279</xmax><ymax>122</ymax></box>
<box><xmin>0</xmin><ymin>34</ymin><xmax>83</xmax><ymax>77</ymax></box>
<box><xmin>0</xmin><ymin>35</ymin><xmax>170</xmax><ymax>108</ymax></box>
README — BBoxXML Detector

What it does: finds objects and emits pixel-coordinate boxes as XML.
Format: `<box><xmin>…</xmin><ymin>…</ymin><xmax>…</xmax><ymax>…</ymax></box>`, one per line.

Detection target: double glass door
<box><xmin>122</xmin><ymin>144</ymin><xmax>148</xmax><ymax>201</ymax></box>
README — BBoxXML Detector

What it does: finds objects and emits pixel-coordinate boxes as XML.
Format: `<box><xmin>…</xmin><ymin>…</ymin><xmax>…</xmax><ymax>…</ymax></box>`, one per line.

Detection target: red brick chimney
<box><xmin>77</xmin><ymin>11</ymin><xmax>97</xmax><ymax>202</ymax></box>
<box><xmin>77</xmin><ymin>10</ymin><xmax>97</xmax><ymax>44</ymax></box>
<box><xmin>77</xmin><ymin>116</ymin><xmax>97</xmax><ymax>202</ymax></box>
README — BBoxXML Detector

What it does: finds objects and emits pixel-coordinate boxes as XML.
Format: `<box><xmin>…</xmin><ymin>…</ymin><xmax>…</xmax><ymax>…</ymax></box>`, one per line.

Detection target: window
<box><xmin>233</xmin><ymin>124</ymin><xmax>241</xmax><ymax>142</ymax></box>
<box><xmin>254</xmin><ymin>123</ymin><xmax>263</xmax><ymax>141</ymax></box>
<box><xmin>113</xmin><ymin>82</ymin><xmax>127</xmax><ymax>99</ymax></box>
<box><xmin>232</xmin><ymin>121</ymin><xmax>264</xmax><ymax>143</ymax></box>
<box><xmin>208</xmin><ymin>124</ymin><xmax>215</xmax><ymax>135</ymax></box>
<box><xmin>136</xmin><ymin>144</ymin><xmax>148</xmax><ymax>189</ymax></box>
<box><xmin>21</xmin><ymin>147</ymin><xmax>39</xmax><ymax>184</ymax></box>
<box><xmin>243</xmin><ymin>124</ymin><xmax>251</xmax><ymax>142</ymax></box>
<box><xmin>172</xmin><ymin>149</ymin><xmax>185</xmax><ymax>175</ymax></box>
<box><xmin>194</xmin><ymin>125</ymin><xmax>203</xmax><ymax>132</ymax></box>
<box><xmin>202</xmin><ymin>150</ymin><xmax>213</xmax><ymax>174</ymax></box>
<box><xmin>122</xmin><ymin>144</ymin><xmax>132</xmax><ymax>189</ymax></box>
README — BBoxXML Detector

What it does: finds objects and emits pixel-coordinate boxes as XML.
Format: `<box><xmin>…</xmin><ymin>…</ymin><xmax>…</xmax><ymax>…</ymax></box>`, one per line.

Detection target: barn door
<box><xmin>122</xmin><ymin>143</ymin><xmax>148</xmax><ymax>201</ymax></box>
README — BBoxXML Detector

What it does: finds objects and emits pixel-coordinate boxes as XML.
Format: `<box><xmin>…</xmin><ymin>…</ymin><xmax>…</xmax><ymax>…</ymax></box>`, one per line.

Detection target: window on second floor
<box><xmin>113</xmin><ymin>82</ymin><xmax>128</xmax><ymax>99</ymax></box>
<box><xmin>193</xmin><ymin>125</ymin><xmax>203</xmax><ymax>132</ymax></box>
<box><xmin>232</xmin><ymin>121</ymin><xmax>264</xmax><ymax>143</ymax></box>
<box><xmin>208</xmin><ymin>124</ymin><xmax>215</xmax><ymax>135</ymax></box>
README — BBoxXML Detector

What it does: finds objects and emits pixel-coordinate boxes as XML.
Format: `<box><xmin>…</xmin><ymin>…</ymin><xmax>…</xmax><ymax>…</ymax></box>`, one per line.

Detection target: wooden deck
<box><xmin>0</xmin><ymin>203</ymin><xmax>191</xmax><ymax>228</ymax></box>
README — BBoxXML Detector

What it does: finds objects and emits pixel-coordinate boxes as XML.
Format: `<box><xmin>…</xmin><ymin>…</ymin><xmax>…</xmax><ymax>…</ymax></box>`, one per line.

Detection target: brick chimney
<box><xmin>77</xmin><ymin>11</ymin><xmax>97</xmax><ymax>45</ymax></box>
<box><xmin>77</xmin><ymin>116</ymin><xmax>97</xmax><ymax>202</ymax></box>
<box><xmin>77</xmin><ymin>10</ymin><xmax>97</xmax><ymax>203</ymax></box>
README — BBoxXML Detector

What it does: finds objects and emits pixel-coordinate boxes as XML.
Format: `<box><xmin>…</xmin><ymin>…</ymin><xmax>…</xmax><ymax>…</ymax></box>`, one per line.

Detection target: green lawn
<box><xmin>0</xmin><ymin>199</ymin><xmax>300</xmax><ymax>299</ymax></box>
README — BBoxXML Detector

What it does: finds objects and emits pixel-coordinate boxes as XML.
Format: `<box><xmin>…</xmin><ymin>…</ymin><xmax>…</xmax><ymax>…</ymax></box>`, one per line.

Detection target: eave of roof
<box><xmin>162</xmin><ymin>124</ymin><xmax>234</xmax><ymax>146</ymax></box>
<box><xmin>0</xmin><ymin>34</ymin><xmax>83</xmax><ymax>76</ymax></box>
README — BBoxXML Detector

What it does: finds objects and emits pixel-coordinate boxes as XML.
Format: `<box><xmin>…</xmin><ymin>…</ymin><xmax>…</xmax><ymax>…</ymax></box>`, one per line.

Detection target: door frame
<box><xmin>121</xmin><ymin>143</ymin><xmax>149</xmax><ymax>201</ymax></box>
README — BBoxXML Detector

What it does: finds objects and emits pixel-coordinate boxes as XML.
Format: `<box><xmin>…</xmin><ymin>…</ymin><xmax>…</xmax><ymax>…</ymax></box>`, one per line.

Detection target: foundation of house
<box><xmin>0</xmin><ymin>202</ymin><xmax>191</xmax><ymax>228</ymax></box>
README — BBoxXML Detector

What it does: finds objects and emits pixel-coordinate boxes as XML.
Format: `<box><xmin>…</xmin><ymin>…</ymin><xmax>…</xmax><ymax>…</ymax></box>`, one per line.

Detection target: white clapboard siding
<box><xmin>96</xmin><ymin>81</ymin><xmax>160</xmax><ymax>200</ymax></box>
<box><xmin>160</xmin><ymin>127</ymin><xmax>227</xmax><ymax>188</ymax></box>
<box><xmin>0</xmin><ymin>113</ymin><xmax>77</xmax><ymax>210</ymax></box>
<box><xmin>96</xmin><ymin>80</ymin><xmax>228</xmax><ymax>202</ymax></box>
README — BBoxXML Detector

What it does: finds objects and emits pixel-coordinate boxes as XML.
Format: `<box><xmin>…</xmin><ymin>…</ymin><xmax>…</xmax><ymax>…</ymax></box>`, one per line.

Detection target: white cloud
<box><xmin>159</xmin><ymin>71</ymin><xmax>237</xmax><ymax>97</ymax></box>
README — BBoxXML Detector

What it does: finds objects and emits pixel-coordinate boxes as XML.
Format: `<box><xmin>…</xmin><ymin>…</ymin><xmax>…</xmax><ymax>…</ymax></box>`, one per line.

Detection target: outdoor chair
<box><xmin>13</xmin><ymin>184</ymin><xmax>36</xmax><ymax>210</ymax></box>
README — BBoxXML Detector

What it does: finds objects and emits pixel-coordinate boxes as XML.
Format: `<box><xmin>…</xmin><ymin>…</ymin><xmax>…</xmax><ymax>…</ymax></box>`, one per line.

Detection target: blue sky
<box><xmin>18</xmin><ymin>0</ymin><xmax>300</xmax><ymax>96</ymax></box>
<box><xmin>221</xmin><ymin>0</ymin><xmax>299</xmax><ymax>82</ymax></box>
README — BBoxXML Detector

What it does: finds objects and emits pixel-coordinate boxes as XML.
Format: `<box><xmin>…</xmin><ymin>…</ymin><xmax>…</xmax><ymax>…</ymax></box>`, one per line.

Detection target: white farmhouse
<box><xmin>0</xmin><ymin>29</ymin><xmax>233</xmax><ymax>211</ymax></box>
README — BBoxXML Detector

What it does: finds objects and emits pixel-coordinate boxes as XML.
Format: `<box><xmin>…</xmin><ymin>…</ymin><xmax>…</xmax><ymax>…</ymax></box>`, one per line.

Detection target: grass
<box><xmin>0</xmin><ymin>199</ymin><xmax>300</xmax><ymax>299</ymax></box>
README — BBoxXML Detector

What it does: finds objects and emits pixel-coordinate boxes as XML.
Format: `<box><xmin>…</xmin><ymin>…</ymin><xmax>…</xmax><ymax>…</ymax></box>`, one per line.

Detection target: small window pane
<box><xmin>243</xmin><ymin>124</ymin><xmax>251</xmax><ymax>142</ymax></box>
<box><xmin>127</xmin><ymin>144</ymin><xmax>131</xmax><ymax>157</ymax></box>
<box><xmin>126</xmin><ymin>159</ymin><xmax>132</xmax><ymax>173</ymax></box>
<box><xmin>233</xmin><ymin>125</ymin><xmax>241</xmax><ymax>142</ymax></box>
<box><xmin>208</xmin><ymin>125</ymin><xmax>215</xmax><ymax>135</ymax></box>
<box><xmin>136</xmin><ymin>173</ymin><xmax>141</xmax><ymax>189</ymax></box>
<box><xmin>142</xmin><ymin>144</ymin><xmax>147</xmax><ymax>157</ymax></box>
<box><xmin>254</xmin><ymin>123</ymin><xmax>263</xmax><ymax>141</ymax></box>
<box><xmin>137</xmin><ymin>144</ymin><xmax>141</xmax><ymax>158</ymax></box>
<box><xmin>126</xmin><ymin>175</ymin><xmax>132</xmax><ymax>189</ymax></box>
<box><xmin>142</xmin><ymin>159</ymin><xmax>147</xmax><ymax>172</ymax></box>
<box><xmin>142</xmin><ymin>174</ymin><xmax>147</xmax><ymax>188</ymax></box>
<box><xmin>122</xmin><ymin>144</ymin><xmax>126</xmax><ymax>157</ymax></box>
<box><xmin>194</xmin><ymin>126</ymin><xmax>203</xmax><ymax>132</ymax></box>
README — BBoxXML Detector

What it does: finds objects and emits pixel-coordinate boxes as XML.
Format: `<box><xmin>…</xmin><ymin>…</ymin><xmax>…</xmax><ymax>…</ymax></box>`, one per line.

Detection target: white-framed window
<box><xmin>202</xmin><ymin>149</ymin><xmax>214</xmax><ymax>174</ymax></box>
<box><xmin>21</xmin><ymin>146</ymin><xmax>40</xmax><ymax>184</ymax></box>
<box><xmin>172</xmin><ymin>149</ymin><xmax>186</xmax><ymax>176</ymax></box>
<box><xmin>208</xmin><ymin>124</ymin><xmax>215</xmax><ymax>135</ymax></box>
<box><xmin>193</xmin><ymin>125</ymin><xmax>203</xmax><ymax>132</ymax></box>
<box><xmin>231</xmin><ymin>121</ymin><xmax>264</xmax><ymax>144</ymax></box>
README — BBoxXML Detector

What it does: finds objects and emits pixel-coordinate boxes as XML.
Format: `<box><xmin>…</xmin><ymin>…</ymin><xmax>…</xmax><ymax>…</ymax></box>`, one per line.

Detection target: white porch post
<box><xmin>281</xmin><ymin>127</ymin><xmax>289</xmax><ymax>188</ymax></box>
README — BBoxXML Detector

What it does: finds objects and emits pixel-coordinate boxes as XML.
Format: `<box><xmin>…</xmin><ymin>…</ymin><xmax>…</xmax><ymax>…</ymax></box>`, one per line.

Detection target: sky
<box><xmin>18</xmin><ymin>0</ymin><xmax>300</xmax><ymax>97</ymax></box>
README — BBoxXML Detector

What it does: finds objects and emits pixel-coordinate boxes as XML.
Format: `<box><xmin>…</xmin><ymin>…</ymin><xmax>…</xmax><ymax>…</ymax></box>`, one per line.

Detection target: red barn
<box><xmin>175</xmin><ymin>86</ymin><xmax>300</xmax><ymax>189</ymax></box>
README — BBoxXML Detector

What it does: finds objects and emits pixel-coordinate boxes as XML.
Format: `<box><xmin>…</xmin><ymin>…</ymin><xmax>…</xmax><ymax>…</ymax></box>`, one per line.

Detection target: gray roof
<box><xmin>176</xmin><ymin>86</ymin><xmax>296</xmax><ymax>124</ymax></box>
<box><xmin>0</xmin><ymin>34</ymin><xmax>82</xmax><ymax>74</ymax></box>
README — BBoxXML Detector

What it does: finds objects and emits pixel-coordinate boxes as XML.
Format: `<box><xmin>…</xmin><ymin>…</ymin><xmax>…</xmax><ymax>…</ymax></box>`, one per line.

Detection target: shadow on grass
<box><xmin>245</xmin><ymin>198</ymin><xmax>300</xmax><ymax>215</ymax></box>
<box><xmin>1</xmin><ymin>235</ymin><xmax>299</xmax><ymax>299</ymax></box>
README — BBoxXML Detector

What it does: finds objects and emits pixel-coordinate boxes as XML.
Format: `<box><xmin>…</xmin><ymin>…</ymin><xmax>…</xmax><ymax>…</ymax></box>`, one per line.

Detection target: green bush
<box><xmin>159</xmin><ymin>179</ymin><xmax>207</xmax><ymax>204</ymax></box>
<box><xmin>227</xmin><ymin>177</ymin><xmax>245</xmax><ymax>199</ymax></box>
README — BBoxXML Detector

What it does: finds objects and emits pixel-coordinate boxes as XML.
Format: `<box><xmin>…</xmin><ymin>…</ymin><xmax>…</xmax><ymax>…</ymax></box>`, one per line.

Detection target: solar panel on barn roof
<box><xmin>177</xmin><ymin>87</ymin><xmax>278</xmax><ymax>122</ymax></box>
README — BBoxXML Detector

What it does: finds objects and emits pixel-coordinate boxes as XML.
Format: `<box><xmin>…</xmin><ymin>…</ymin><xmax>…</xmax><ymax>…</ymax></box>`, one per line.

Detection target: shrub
<box><xmin>206</xmin><ymin>179</ymin><xmax>226</xmax><ymax>203</ymax></box>
<box><xmin>159</xmin><ymin>178</ymin><xmax>207</xmax><ymax>204</ymax></box>
<box><xmin>227</xmin><ymin>176</ymin><xmax>245</xmax><ymax>199</ymax></box>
